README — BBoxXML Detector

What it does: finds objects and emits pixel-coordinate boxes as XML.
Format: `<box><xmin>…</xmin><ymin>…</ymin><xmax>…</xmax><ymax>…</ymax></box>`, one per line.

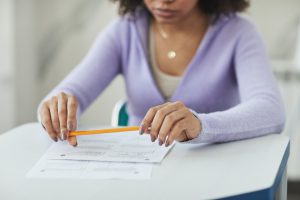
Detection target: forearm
<box><xmin>186</xmin><ymin>96</ymin><xmax>285</xmax><ymax>144</ymax></box>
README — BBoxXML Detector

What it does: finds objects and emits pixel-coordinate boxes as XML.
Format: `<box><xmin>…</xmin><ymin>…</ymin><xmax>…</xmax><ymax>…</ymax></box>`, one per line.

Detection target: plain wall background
<box><xmin>0</xmin><ymin>0</ymin><xmax>15</xmax><ymax>130</ymax></box>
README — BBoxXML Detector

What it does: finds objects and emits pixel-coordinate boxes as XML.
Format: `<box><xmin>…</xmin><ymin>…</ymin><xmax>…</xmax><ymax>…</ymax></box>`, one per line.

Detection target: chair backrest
<box><xmin>111</xmin><ymin>99</ymin><xmax>128</xmax><ymax>126</ymax></box>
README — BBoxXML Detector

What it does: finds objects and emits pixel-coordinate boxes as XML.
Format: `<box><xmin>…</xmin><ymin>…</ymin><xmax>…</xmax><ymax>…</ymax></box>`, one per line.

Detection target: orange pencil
<box><xmin>69</xmin><ymin>126</ymin><xmax>140</xmax><ymax>136</ymax></box>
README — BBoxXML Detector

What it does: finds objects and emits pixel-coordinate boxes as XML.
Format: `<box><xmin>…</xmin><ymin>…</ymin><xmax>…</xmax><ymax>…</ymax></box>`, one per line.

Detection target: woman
<box><xmin>39</xmin><ymin>0</ymin><xmax>285</xmax><ymax>147</ymax></box>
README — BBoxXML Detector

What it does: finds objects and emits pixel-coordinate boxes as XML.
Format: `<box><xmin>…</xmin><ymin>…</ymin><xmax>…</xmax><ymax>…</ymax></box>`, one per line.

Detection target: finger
<box><xmin>139</xmin><ymin>126</ymin><xmax>151</xmax><ymax>135</ymax></box>
<box><xmin>49</xmin><ymin>97</ymin><xmax>61</xmax><ymax>140</ymax></box>
<box><xmin>58</xmin><ymin>93</ymin><xmax>68</xmax><ymax>140</ymax></box>
<box><xmin>158</xmin><ymin>108</ymin><xmax>187</xmax><ymax>145</ymax></box>
<box><xmin>166</xmin><ymin>119</ymin><xmax>187</xmax><ymax>147</ymax></box>
<box><xmin>141</xmin><ymin>107</ymin><xmax>157</xmax><ymax>135</ymax></box>
<box><xmin>67</xmin><ymin>95</ymin><xmax>78</xmax><ymax>132</ymax></box>
<box><xmin>140</xmin><ymin>103</ymin><xmax>167</xmax><ymax>137</ymax></box>
<box><xmin>40</xmin><ymin>104</ymin><xmax>58</xmax><ymax>142</ymax></box>
<box><xmin>151</xmin><ymin>103</ymin><xmax>181</xmax><ymax>144</ymax></box>
<box><xmin>68</xmin><ymin>136</ymin><xmax>77</xmax><ymax>147</ymax></box>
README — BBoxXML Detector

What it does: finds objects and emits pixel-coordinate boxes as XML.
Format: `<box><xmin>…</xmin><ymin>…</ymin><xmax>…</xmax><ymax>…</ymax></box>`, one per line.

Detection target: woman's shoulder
<box><xmin>216</xmin><ymin>14</ymin><xmax>259</xmax><ymax>36</ymax></box>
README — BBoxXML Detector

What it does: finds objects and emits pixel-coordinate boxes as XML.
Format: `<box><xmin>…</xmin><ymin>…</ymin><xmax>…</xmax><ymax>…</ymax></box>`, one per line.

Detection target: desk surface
<box><xmin>0</xmin><ymin>123</ymin><xmax>289</xmax><ymax>200</ymax></box>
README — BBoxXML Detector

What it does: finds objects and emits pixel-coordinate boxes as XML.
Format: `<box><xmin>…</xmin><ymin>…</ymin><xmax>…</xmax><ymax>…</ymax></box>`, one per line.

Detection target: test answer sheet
<box><xmin>27</xmin><ymin>131</ymin><xmax>174</xmax><ymax>180</ymax></box>
<box><xmin>46</xmin><ymin>131</ymin><xmax>175</xmax><ymax>163</ymax></box>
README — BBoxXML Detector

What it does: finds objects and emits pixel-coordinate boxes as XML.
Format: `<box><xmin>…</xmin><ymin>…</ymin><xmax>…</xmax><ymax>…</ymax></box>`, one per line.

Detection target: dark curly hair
<box><xmin>111</xmin><ymin>0</ymin><xmax>250</xmax><ymax>17</ymax></box>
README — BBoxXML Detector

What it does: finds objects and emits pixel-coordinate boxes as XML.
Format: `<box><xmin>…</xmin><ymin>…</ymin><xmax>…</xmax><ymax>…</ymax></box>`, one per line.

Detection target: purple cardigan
<box><xmin>41</xmin><ymin>10</ymin><xmax>285</xmax><ymax>143</ymax></box>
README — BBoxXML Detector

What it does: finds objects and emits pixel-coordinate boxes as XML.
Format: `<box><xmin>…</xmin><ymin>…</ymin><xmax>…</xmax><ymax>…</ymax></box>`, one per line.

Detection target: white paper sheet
<box><xmin>26</xmin><ymin>131</ymin><xmax>174</xmax><ymax>180</ymax></box>
<box><xmin>46</xmin><ymin>131</ymin><xmax>175</xmax><ymax>163</ymax></box>
<box><xmin>26</xmin><ymin>156</ymin><xmax>153</xmax><ymax>180</ymax></box>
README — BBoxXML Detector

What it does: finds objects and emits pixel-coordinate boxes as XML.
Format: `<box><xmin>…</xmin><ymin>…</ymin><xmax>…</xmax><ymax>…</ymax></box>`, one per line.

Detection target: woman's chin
<box><xmin>153</xmin><ymin>15</ymin><xmax>180</xmax><ymax>24</ymax></box>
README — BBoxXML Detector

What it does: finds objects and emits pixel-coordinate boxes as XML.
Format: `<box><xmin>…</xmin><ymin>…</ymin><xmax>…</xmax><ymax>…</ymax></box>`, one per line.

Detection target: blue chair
<box><xmin>111</xmin><ymin>99</ymin><xmax>128</xmax><ymax>126</ymax></box>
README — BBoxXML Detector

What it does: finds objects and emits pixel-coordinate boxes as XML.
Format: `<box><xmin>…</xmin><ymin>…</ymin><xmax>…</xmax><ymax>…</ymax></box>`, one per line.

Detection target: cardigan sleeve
<box><xmin>37</xmin><ymin>19</ymin><xmax>123</xmax><ymax>118</ymax></box>
<box><xmin>185</xmin><ymin>20</ymin><xmax>285</xmax><ymax>144</ymax></box>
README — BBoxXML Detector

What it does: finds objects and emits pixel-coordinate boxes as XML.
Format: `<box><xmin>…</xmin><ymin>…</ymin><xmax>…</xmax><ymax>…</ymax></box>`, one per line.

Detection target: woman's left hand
<box><xmin>139</xmin><ymin>101</ymin><xmax>202</xmax><ymax>147</ymax></box>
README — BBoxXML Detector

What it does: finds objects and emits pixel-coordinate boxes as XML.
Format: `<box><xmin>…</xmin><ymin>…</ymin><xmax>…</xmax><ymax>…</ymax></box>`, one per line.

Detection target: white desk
<box><xmin>0</xmin><ymin>123</ymin><xmax>289</xmax><ymax>200</ymax></box>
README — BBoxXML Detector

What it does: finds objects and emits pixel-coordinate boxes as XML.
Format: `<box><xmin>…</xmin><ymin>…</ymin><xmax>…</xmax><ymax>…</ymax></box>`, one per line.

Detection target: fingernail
<box><xmin>165</xmin><ymin>142</ymin><xmax>169</xmax><ymax>147</ymax></box>
<box><xmin>61</xmin><ymin>129</ymin><xmax>68</xmax><ymax>140</ymax></box>
<box><xmin>146</xmin><ymin>127</ymin><xmax>151</xmax><ymax>134</ymax></box>
<box><xmin>56</xmin><ymin>130</ymin><xmax>62</xmax><ymax>141</ymax></box>
<box><xmin>73</xmin><ymin>142</ymin><xmax>78</xmax><ymax>147</ymax></box>
<box><xmin>64</xmin><ymin>129</ymin><xmax>69</xmax><ymax>140</ymax></box>
<box><xmin>60</xmin><ymin>131</ymin><xmax>64</xmax><ymax>140</ymax></box>
<box><xmin>159</xmin><ymin>139</ymin><xmax>163</xmax><ymax>146</ymax></box>
<box><xmin>58</xmin><ymin>135</ymin><xmax>63</xmax><ymax>141</ymax></box>
<box><xmin>53</xmin><ymin>137</ymin><xmax>58</xmax><ymax>142</ymax></box>
<box><xmin>139</xmin><ymin>125</ymin><xmax>144</xmax><ymax>135</ymax></box>
<box><xmin>151</xmin><ymin>136</ymin><xmax>155</xmax><ymax>142</ymax></box>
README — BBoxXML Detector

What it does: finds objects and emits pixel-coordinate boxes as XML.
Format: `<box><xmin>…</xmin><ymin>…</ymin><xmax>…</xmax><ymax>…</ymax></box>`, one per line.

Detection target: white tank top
<box><xmin>149</xmin><ymin>23</ymin><xmax>183</xmax><ymax>101</ymax></box>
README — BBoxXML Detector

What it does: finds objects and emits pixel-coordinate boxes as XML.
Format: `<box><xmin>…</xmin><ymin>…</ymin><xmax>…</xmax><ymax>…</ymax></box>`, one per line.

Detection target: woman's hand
<box><xmin>140</xmin><ymin>101</ymin><xmax>202</xmax><ymax>147</ymax></box>
<box><xmin>39</xmin><ymin>92</ymin><xmax>78</xmax><ymax>146</ymax></box>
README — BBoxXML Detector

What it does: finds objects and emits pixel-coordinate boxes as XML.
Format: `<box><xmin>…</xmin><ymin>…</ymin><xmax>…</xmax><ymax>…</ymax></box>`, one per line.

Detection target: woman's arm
<box><xmin>189</xmin><ymin>20</ymin><xmax>285</xmax><ymax>143</ymax></box>
<box><xmin>139</xmin><ymin>19</ymin><xmax>285</xmax><ymax>145</ymax></box>
<box><xmin>38</xmin><ymin>19</ymin><xmax>123</xmax><ymax>144</ymax></box>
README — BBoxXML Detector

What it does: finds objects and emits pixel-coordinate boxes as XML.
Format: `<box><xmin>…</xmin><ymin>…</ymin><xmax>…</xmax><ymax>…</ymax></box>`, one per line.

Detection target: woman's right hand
<box><xmin>39</xmin><ymin>92</ymin><xmax>78</xmax><ymax>146</ymax></box>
